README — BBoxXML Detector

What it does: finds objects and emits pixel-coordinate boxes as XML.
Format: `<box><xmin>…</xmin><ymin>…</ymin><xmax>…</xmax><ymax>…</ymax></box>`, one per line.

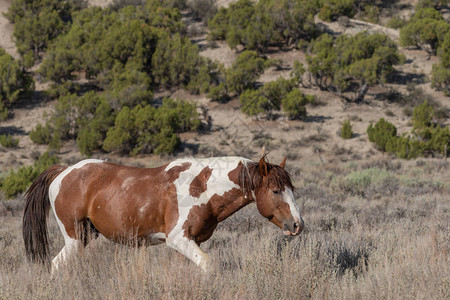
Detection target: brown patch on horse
<box><xmin>183</xmin><ymin>187</ymin><xmax>249</xmax><ymax>244</ymax></box>
<box><xmin>182</xmin><ymin>203</ymin><xmax>217</xmax><ymax>244</ymax></box>
<box><xmin>210</xmin><ymin>188</ymin><xmax>249</xmax><ymax>222</ymax></box>
<box><xmin>189</xmin><ymin>166</ymin><xmax>213</xmax><ymax>197</ymax></box>
<box><xmin>165</xmin><ymin>162</ymin><xmax>192</xmax><ymax>182</ymax></box>
<box><xmin>54</xmin><ymin>162</ymin><xmax>191</xmax><ymax>242</ymax></box>
<box><xmin>23</xmin><ymin>165</ymin><xmax>67</xmax><ymax>263</ymax></box>
<box><xmin>227</xmin><ymin>162</ymin><xmax>241</xmax><ymax>185</ymax></box>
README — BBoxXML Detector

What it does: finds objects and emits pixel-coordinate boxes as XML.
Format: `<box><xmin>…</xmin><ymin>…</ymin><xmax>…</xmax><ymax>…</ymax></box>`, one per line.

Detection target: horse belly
<box><xmin>145</xmin><ymin>232</ymin><xmax>166</xmax><ymax>245</ymax></box>
<box><xmin>87</xmin><ymin>191</ymin><xmax>166</xmax><ymax>243</ymax></box>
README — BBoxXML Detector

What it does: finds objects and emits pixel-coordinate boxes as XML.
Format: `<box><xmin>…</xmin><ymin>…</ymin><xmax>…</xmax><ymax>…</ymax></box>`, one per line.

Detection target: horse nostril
<box><xmin>291</xmin><ymin>222</ymin><xmax>303</xmax><ymax>235</ymax></box>
<box><xmin>283</xmin><ymin>222</ymin><xmax>296</xmax><ymax>233</ymax></box>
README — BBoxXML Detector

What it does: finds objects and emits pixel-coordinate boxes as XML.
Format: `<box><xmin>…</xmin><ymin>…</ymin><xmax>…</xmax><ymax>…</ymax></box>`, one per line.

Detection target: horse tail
<box><xmin>23</xmin><ymin>165</ymin><xmax>66</xmax><ymax>264</ymax></box>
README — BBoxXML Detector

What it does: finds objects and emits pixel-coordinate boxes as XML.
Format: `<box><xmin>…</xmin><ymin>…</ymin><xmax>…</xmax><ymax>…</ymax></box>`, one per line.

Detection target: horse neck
<box><xmin>213</xmin><ymin>189</ymin><xmax>253</xmax><ymax>222</ymax></box>
<box><xmin>212</xmin><ymin>158</ymin><xmax>256</xmax><ymax>222</ymax></box>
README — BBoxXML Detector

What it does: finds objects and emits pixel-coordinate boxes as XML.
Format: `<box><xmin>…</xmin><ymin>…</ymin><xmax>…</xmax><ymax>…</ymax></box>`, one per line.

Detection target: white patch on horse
<box><xmin>165</xmin><ymin>157</ymin><xmax>247</xmax><ymax>271</ymax></box>
<box><xmin>282</xmin><ymin>188</ymin><xmax>302</xmax><ymax>223</ymax></box>
<box><xmin>121</xmin><ymin>177</ymin><xmax>134</xmax><ymax>191</ymax></box>
<box><xmin>49</xmin><ymin>159</ymin><xmax>104</xmax><ymax>273</ymax></box>
<box><xmin>138</xmin><ymin>201</ymin><xmax>150</xmax><ymax>218</ymax></box>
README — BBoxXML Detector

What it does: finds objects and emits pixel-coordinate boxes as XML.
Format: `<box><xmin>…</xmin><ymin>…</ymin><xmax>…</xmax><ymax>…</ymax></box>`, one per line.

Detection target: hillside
<box><xmin>0</xmin><ymin>0</ymin><xmax>448</xmax><ymax>175</ymax></box>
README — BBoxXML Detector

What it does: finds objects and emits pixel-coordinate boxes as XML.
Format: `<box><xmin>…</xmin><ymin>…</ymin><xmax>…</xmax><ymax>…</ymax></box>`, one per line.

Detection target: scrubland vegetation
<box><xmin>0</xmin><ymin>0</ymin><xmax>449</xmax><ymax>298</ymax></box>
<box><xmin>367</xmin><ymin>101</ymin><xmax>450</xmax><ymax>159</ymax></box>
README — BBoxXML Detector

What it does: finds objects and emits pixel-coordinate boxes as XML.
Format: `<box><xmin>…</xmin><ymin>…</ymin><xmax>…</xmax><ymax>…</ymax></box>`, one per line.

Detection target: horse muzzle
<box><xmin>282</xmin><ymin>220</ymin><xmax>304</xmax><ymax>236</ymax></box>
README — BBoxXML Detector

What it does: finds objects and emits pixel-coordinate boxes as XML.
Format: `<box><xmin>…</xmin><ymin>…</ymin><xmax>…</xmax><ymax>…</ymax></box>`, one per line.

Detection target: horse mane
<box><xmin>238</xmin><ymin>159</ymin><xmax>294</xmax><ymax>198</ymax></box>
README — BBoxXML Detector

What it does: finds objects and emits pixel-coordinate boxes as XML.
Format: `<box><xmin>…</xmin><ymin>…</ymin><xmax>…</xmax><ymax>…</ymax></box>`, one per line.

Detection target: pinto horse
<box><xmin>23</xmin><ymin>156</ymin><xmax>304</xmax><ymax>272</ymax></box>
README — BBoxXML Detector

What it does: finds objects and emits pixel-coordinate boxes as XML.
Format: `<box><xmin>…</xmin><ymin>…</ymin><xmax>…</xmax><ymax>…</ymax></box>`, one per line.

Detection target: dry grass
<box><xmin>0</xmin><ymin>158</ymin><xmax>449</xmax><ymax>299</ymax></box>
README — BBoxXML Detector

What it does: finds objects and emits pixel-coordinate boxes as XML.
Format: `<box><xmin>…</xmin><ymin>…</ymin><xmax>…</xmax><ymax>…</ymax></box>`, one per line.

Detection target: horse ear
<box><xmin>259</xmin><ymin>156</ymin><xmax>268</xmax><ymax>177</ymax></box>
<box><xmin>279</xmin><ymin>157</ymin><xmax>286</xmax><ymax>169</ymax></box>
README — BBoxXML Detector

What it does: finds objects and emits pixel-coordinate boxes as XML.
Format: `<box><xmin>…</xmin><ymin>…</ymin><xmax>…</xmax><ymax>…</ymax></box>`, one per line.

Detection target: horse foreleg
<box><xmin>166</xmin><ymin>231</ymin><xmax>211</xmax><ymax>272</ymax></box>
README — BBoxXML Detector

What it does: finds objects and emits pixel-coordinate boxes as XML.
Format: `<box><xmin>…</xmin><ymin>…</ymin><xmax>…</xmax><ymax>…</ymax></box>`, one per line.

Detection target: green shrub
<box><xmin>307</xmin><ymin>32</ymin><xmax>403</xmax><ymax>103</ymax></box>
<box><xmin>361</xmin><ymin>5</ymin><xmax>380</xmax><ymax>24</ymax></box>
<box><xmin>431</xmin><ymin>63</ymin><xmax>450</xmax><ymax>95</ymax></box>
<box><xmin>416</xmin><ymin>0</ymin><xmax>449</xmax><ymax>10</ymax></box>
<box><xmin>385</xmin><ymin>135</ymin><xmax>424</xmax><ymax>159</ymax></box>
<box><xmin>1</xmin><ymin>152</ymin><xmax>58</xmax><ymax>199</ymax></box>
<box><xmin>208</xmin><ymin>83</ymin><xmax>228</xmax><ymax>102</ymax></box>
<box><xmin>368</xmin><ymin>103</ymin><xmax>450</xmax><ymax>158</ymax></box>
<box><xmin>387</xmin><ymin>16</ymin><xmax>406</xmax><ymax>29</ymax></box>
<box><xmin>281</xmin><ymin>89</ymin><xmax>312</xmax><ymax>120</ymax></box>
<box><xmin>291</xmin><ymin>60</ymin><xmax>306</xmax><ymax>86</ymax></box>
<box><xmin>226</xmin><ymin>50</ymin><xmax>267</xmax><ymax>94</ymax></box>
<box><xmin>5</xmin><ymin>0</ymin><xmax>80</xmax><ymax>61</ymax></box>
<box><xmin>431</xmin><ymin>31</ymin><xmax>449</xmax><ymax>95</ymax></box>
<box><xmin>367</xmin><ymin>118</ymin><xmax>397</xmax><ymax>151</ymax></box>
<box><xmin>0</xmin><ymin>102</ymin><xmax>8</xmax><ymax>120</ymax></box>
<box><xmin>103</xmin><ymin>98</ymin><xmax>199</xmax><ymax>155</ymax></box>
<box><xmin>29</xmin><ymin>124</ymin><xmax>51</xmax><ymax>144</ymax></box>
<box><xmin>37</xmin><ymin>2</ymin><xmax>209</xmax><ymax>95</ymax></box>
<box><xmin>318</xmin><ymin>4</ymin><xmax>333</xmax><ymax>22</ymax></box>
<box><xmin>239</xmin><ymin>78</ymin><xmax>299</xmax><ymax>119</ymax></box>
<box><xmin>76</xmin><ymin>99</ymin><xmax>115</xmax><ymax>156</ymax></box>
<box><xmin>1</xmin><ymin>166</ymin><xmax>38</xmax><ymax>199</ymax></box>
<box><xmin>240</xmin><ymin>89</ymin><xmax>271</xmax><ymax>117</ymax></box>
<box><xmin>33</xmin><ymin>151</ymin><xmax>59</xmax><ymax>171</ymax></box>
<box><xmin>152</xmin><ymin>32</ymin><xmax>216</xmax><ymax>91</ymax></box>
<box><xmin>399</xmin><ymin>8</ymin><xmax>449</xmax><ymax>55</ymax></box>
<box><xmin>412</xmin><ymin>100</ymin><xmax>433</xmax><ymax>131</ymax></box>
<box><xmin>0</xmin><ymin>48</ymin><xmax>34</xmax><ymax>119</ymax></box>
<box><xmin>429</xmin><ymin>126</ymin><xmax>450</xmax><ymax>155</ymax></box>
<box><xmin>35</xmin><ymin>92</ymin><xmax>115</xmax><ymax>154</ymax></box>
<box><xmin>341</xmin><ymin>119</ymin><xmax>352</xmax><ymax>139</ymax></box>
<box><xmin>318</xmin><ymin>0</ymin><xmax>355</xmax><ymax>22</ymax></box>
<box><xmin>187</xmin><ymin>0</ymin><xmax>218</xmax><ymax>23</ymax></box>
<box><xmin>208</xmin><ymin>0</ymin><xmax>319</xmax><ymax>51</ymax></box>
<box><xmin>262</xmin><ymin>77</ymin><xmax>296</xmax><ymax>107</ymax></box>
<box><xmin>99</xmin><ymin>62</ymin><xmax>153</xmax><ymax>110</ymax></box>
<box><xmin>0</xmin><ymin>134</ymin><xmax>19</xmax><ymax>148</ymax></box>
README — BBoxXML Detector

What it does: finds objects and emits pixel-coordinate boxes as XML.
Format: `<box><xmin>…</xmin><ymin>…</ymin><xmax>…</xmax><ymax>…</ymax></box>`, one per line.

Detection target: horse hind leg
<box><xmin>51</xmin><ymin>235</ymin><xmax>77</xmax><ymax>274</ymax></box>
<box><xmin>51</xmin><ymin>218</ymin><xmax>99</xmax><ymax>274</ymax></box>
<box><xmin>78</xmin><ymin>218</ymin><xmax>100</xmax><ymax>247</ymax></box>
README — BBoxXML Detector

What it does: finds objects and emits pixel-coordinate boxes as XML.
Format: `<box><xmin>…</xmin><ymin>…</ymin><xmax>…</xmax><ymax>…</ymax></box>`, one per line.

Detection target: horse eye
<box><xmin>272</xmin><ymin>190</ymin><xmax>280</xmax><ymax>195</ymax></box>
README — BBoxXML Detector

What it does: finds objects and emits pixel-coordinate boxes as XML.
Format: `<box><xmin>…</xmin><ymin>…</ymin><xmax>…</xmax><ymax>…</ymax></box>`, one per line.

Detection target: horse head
<box><xmin>252</xmin><ymin>156</ymin><xmax>304</xmax><ymax>236</ymax></box>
